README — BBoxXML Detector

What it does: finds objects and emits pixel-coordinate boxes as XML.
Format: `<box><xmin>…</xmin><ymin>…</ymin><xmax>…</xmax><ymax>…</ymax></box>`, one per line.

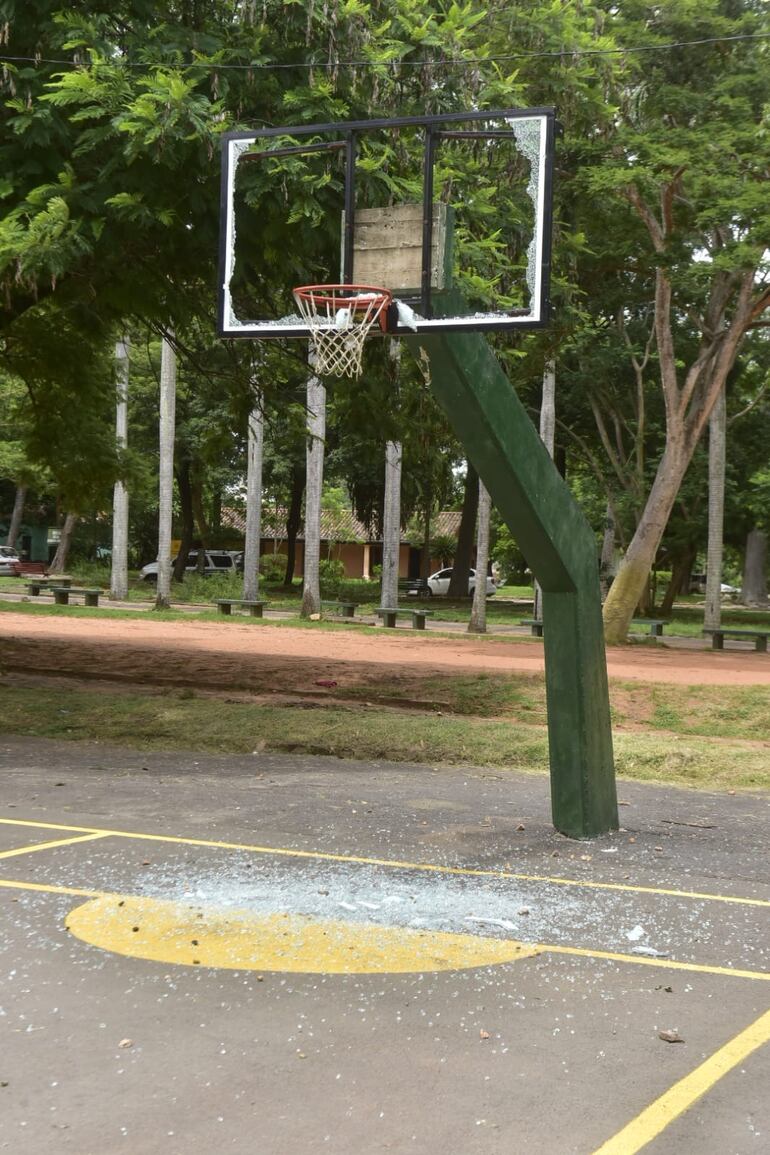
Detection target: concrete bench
<box><xmin>703</xmin><ymin>627</ymin><xmax>768</xmax><ymax>652</ymax></box>
<box><xmin>215</xmin><ymin>599</ymin><xmax>267</xmax><ymax>618</ymax></box>
<box><xmin>520</xmin><ymin>618</ymin><xmax>544</xmax><ymax>637</ymax></box>
<box><xmin>51</xmin><ymin>586</ymin><xmax>101</xmax><ymax>607</ymax></box>
<box><xmin>320</xmin><ymin>600</ymin><xmax>356</xmax><ymax>619</ymax></box>
<box><xmin>25</xmin><ymin>576</ymin><xmax>72</xmax><ymax>595</ymax></box>
<box><xmin>377</xmin><ymin>608</ymin><xmax>434</xmax><ymax>630</ymax></box>
<box><xmin>631</xmin><ymin>618</ymin><xmax>667</xmax><ymax>636</ymax></box>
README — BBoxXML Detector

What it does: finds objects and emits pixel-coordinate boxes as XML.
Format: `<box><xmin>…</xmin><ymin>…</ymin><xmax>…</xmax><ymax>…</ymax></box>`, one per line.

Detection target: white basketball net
<box><xmin>293</xmin><ymin>285</ymin><xmax>391</xmax><ymax>378</ymax></box>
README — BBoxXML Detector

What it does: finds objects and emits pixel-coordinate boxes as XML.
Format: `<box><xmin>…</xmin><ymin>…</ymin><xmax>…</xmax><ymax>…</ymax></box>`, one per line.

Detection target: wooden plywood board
<box><xmin>346</xmin><ymin>204</ymin><xmax>453</xmax><ymax>293</ymax></box>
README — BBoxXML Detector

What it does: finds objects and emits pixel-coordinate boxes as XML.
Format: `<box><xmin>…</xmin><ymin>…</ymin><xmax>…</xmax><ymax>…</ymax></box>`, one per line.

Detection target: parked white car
<box><xmin>426</xmin><ymin>567</ymin><xmax>497</xmax><ymax>597</ymax></box>
<box><xmin>139</xmin><ymin>550</ymin><xmax>239</xmax><ymax>581</ymax></box>
<box><xmin>0</xmin><ymin>545</ymin><xmax>21</xmax><ymax>576</ymax></box>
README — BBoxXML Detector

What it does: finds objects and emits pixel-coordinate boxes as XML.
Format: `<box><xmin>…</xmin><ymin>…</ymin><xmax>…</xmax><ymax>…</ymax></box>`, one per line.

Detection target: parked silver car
<box><xmin>426</xmin><ymin>567</ymin><xmax>497</xmax><ymax>596</ymax></box>
<box><xmin>139</xmin><ymin>550</ymin><xmax>239</xmax><ymax>581</ymax></box>
<box><xmin>0</xmin><ymin>545</ymin><xmax>21</xmax><ymax>576</ymax></box>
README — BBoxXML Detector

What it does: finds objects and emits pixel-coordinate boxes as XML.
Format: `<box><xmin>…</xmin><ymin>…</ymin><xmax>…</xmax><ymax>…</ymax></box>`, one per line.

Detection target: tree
<box><xmin>301</xmin><ymin>359</ymin><xmax>325</xmax><ymax>618</ymax></box>
<box><xmin>156</xmin><ymin>333</ymin><xmax>176</xmax><ymax>609</ymax></box>
<box><xmin>242</xmin><ymin>390</ymin><xmax>264</xmax><ymax>604</ymax></box>
<box><xmin>110</xmin><ymin>337</ymin><xmax>130</xmax><ymax>600</ymax></box>
<box><xmin>468</xmin><ymin>481</ymin><xmax>491</xmax><ymax>634</ymax></box>
<box><xmin>588</xmin><ymin>3</ymin><xmax>770</xmax><ymax>641</ymax></box>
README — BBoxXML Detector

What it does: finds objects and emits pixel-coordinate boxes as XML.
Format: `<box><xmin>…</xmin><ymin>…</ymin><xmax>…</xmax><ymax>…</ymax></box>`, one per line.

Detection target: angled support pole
<box><xmin>405</xmin><ymin>332</ymin><xmax>618</xmax><ymax>838</ymax></box>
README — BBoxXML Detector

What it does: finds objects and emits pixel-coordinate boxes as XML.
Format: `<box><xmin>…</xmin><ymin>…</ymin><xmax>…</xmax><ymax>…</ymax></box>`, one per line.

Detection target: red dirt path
<box><xmin>1</xmin><ymin>611</ymin><xmax>768</xmax><ymax>693</ymax></box>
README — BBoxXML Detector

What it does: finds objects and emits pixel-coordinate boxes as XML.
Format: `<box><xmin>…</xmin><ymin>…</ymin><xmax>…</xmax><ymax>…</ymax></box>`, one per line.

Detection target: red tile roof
<box><xmin>222</xmin><ymin>507</ymin><xmax>461</xmax><ymax>543</ymax></box>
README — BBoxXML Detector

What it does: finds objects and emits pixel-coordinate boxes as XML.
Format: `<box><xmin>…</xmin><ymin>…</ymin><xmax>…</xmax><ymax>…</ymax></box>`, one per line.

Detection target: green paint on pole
<box><xmin>405</xmin><ymin>331</ymin><xmax>618</xmax><ymax>838</ymax></box>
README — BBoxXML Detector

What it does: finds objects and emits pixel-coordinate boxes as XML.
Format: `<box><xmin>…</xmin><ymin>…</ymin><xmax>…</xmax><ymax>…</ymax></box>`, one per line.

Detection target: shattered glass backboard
<box><xmin>218</xmin><ymin>109</ymin><xmax>555</xmax><ymax>339</ymax></box>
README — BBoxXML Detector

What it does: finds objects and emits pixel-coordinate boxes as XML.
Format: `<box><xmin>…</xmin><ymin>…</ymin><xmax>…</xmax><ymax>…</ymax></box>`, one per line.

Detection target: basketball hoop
<box><xmin>292</xmin><ymin>283</ymin><xmax>392</xmax><ymax>378</ymax></box>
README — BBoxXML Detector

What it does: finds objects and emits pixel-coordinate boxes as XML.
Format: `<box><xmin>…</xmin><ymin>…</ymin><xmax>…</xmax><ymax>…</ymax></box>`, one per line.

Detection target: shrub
<box><xmin>319</xmin><ymin>558</ymin><xmax>345</xmax><ymax>595</ymax></box>
<box><xmin>259</xmin><ymin>554</ymin><xmax>286</xmax><ymax>583</ymax></box>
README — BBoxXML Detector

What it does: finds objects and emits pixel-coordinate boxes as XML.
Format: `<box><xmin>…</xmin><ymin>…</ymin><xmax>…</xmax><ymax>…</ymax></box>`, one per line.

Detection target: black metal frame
<box><xmin>218</xmin><ymin>107</ymin><xmax>556</xmax><ymax>339</ymax></box>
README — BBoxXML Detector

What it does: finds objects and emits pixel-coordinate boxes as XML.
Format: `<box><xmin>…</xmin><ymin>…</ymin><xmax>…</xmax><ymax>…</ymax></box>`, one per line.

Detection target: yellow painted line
<box><xmin>0</xmin><ymin>877</ymin><xmax>103</xmax><ymax>898</ymax></box>
<box><xmin>545</xmin><ymin>943</ymin><xmax>770</xmax><ymax>983</ymax></box>
<box><xmin>1</xmin><ymin>817</ymin><xmax>767</xmax><ymax>910</ymax></box>
<box><xmin>593</xmin><ymin>1006</ymin><xmax>770</xmax><ymax>1154</ymax></box>
<box><xmin>1</xmin><ymin>874</ymin><xmax>768</xmax><ymax>982</ymax></box>
<box><xmin>0</xmin><ymin>832</ymin><xmax>108</xmax><ymax>859</ymax></box>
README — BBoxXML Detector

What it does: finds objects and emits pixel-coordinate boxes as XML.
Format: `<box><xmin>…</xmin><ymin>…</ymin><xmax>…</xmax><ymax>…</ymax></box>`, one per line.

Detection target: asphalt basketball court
<box><xmin>1</xmin><ymin>735</ymin><xmax>768</xmax><ymax>1154</ymax></box>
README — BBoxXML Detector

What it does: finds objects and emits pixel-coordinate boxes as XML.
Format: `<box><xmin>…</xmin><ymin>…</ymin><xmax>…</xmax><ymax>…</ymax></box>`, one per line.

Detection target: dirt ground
<box><xmin>2</xmin><ymin>610</ymin><xmax>769</xmax><ymax>695</ymax></box>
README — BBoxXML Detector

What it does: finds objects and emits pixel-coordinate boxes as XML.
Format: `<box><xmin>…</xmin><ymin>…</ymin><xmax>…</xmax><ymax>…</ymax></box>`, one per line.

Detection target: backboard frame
<box><xmin>218</xmin><ymin>108</ymin><xmax>556</xmax><ymax>340</ymax></box>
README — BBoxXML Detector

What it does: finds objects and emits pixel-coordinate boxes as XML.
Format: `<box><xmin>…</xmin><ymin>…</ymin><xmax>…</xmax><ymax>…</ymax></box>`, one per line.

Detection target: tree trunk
<box><xmin>191</xmin><ymin>473</ymin><xmax>210</xmax><ymax>547</ymax></box>
<box><xmin>658</xmin><ymin>542</ymin><xmax>697</xmax><ymax>617</ymax></box>
<box><xmin>598</xmin><ymin>500</ymin><xmax>617</xmax><ymax>600</ymax></box>
<box><xmin>468</xmin><ymin>481</ymin><xmax>491</xmax><ymax>633</ymax></box>
<box><xmin>242</xmin><ymin>395</ymin><xmax>264</xmax><ymax>602</ymax></box>
<box><xmin>603</xmin><ymin>435</ymin><xmax>688</xmax><ymax>644</ymax></box>
<box><xmin>173</xmin><ymin>457</ymin><xmax>194</xmax><ymax>582</ymax></box>
<box><xmin>420</xmin><ymin>500</ymin><xmax>432</xmax><ymax>580</ymax></box>
<box><xmin>49</xmin><ymin>512</ymin><xmax>76</xmax><ymax>573</ymax></box>
<box><xmin>283</xmin><ymin>461</ymin><xmax>305</xmax><ymax>587</ymax></box>
<box><xmin>533</xmin><ymin>360</ymin><xmax>556</xmax><ymax>622</ymax></box>
<box><xmin>381</xmin><ymin>439</ymin><xmax>402</xmax><ymax>609</ymax></box>
<box><xmin>447</xmin><ymin>462</ymin><xmax>479</xmax><ymax>597</ymax></box>
<box><xmin>300</xmin><ymin>360</ymin><xmax>325</xmax><ymax>618</ymax></box>
<box><xmin>7</xmin><ymin>484</ymin><xmax>26</xmax><ymax>550</ymax></box>
<box><xmin>704</xmin><ymin>384</ymin><xmax>726</xmax><ymax>630</ymax></box>
<box><xmin>741</xmin><ymin>529</ymin><xmax>767</xmax><ymax>606</ymax></box>
<box><xmin>155</xmin><ymin>332</ymin><xmax>176</xmax><ymax>609</ymax></box>
<box><xmin>110</xmin><ymin>337</ymin><xmax>130</xmax><ymax>600</ymax></box>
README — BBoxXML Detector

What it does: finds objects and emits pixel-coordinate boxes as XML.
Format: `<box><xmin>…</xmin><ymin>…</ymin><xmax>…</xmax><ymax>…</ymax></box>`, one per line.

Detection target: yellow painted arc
<box><xmin>65</xmin><ymin>895</ymin><xmax>542</xmax><ymax>974</ymax></box>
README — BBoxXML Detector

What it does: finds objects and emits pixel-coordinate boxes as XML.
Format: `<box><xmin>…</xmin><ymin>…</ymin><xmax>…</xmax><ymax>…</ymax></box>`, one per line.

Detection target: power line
<box><xmin>1</xmin><ymin>31</ymin><xmax>769</xmax><ymax>73</ymax></box>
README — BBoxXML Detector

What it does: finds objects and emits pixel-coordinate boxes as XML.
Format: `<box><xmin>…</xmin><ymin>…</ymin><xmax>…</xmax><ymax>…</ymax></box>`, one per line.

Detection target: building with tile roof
<box><xmin>221</xmin><ymin>507</ymin><xmax>462</xmax><ymax>579</ymax></box>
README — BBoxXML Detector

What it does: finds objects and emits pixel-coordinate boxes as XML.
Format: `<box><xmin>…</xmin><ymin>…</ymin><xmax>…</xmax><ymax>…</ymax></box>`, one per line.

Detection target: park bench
<box><xmin>215</xmin><ymin>599</ymin><xmax>267</xmax><ymax>618</ymax></box>
<box><xmin>377</xmin><ymin>607</ymin><xmax>433</xmax><ymax>630</ymax></box>
<box><xmin>320</xmin><ymin>599</ymin><xmax>356</xmax><ymax>619</ymax></box>
<box><xmin>703</xmin><ymin>627</ymin><xmax>768</xmax><ymax>653</ymax></box>
<box><xmin>12</xmin><ymin>561</ymin><xmax>47</xmax><ymax>577</ymax></box>
<box><xmin>520</xmin><ymin>618</ymin><xmax>544</xmax><ymax>637</ymax></box>
<box><xmin>25</xmin><ymin>576</ymin><xmax>73</xmax><ymax>596</ymax></box>
<box><xmin>398</xmin><ymin>578</ymin><xmax>430</xmax><ymax>596</ymax></box>
<box><xmin>630</xmin><ymin>618</ymin><xmax>667</xmax><ymax>636</ymax></box>
<box><xmin>50</xmin><ymin>586</ymin><xmax>101</xmax><ymax>607</ymax></box>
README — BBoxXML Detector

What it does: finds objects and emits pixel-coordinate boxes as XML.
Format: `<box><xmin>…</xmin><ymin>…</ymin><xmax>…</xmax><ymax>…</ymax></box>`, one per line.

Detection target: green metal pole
<box><xmin>405</xmin><ymin>331</ymin><xmax>618</xmax><ymax>838</ymax></box>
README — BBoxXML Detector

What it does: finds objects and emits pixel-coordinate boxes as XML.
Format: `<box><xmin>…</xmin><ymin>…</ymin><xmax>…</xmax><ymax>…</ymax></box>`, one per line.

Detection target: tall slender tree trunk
<box><xmin>381</xmin><ymin>439</ymin><xmax>402</xmax><ymax>609</ymax></box>
<box><xmin>7</xmin><ymin>484</ymin><xmax>26</xmax><ymax>550</ymax></box>
<box><xmin>283</xmin><ymin>462</ymin><xmax>305</xmax><ymax>587</ymax></box>
<box><xmin>173</xmin><ymin>457</ymin><xmax>194</xmax><ymax>582</ymax></box>
<box><xmin>156</xmin><ymin>332</ymin><xmax>177</xmax><ymax>609</ymax></box>
<box><xmin>742</xmin><ymin>529</ymin><xmax>767</xmax><ymax>606</ymax></box>
<box><xmin>381</xmin><ymin>339</ymin><xmax>403</xmax><ymax>609</ymax></box>
<box><xmin>603</xmin><ymin>434</ymin><xmax>688</xmax><ymax>643</ymax></box>
<box><xmin>658</xmin><ymin>542</ymin><xmax>697</xmax><ymax>616</ymax></box>
<box><xmin>704</xmin><ymin>384</ymin><xmax>726</xmax><ymax>630</ymax></box>
<box><xmin>533</xmin><ymin>360</ymin><xmax>556</xmax><ymax>622</ymax></box>
<box><xmin>447</xmin><ymin>462</ymin><xmax>479</xmax><ymax>597</ymax></box>
<box><xmin>420</xmin><ymin>500</ymin><xmax>432</xmax><ymax>580</ymax></box>
<box><xmin>468</xmin><ymin>481</ymin><xmax>491</xmax><ymax>633</ymax></box>
<box><xmin>110</xmin><ymin>337</ymin><xmax>130</xmax><ymax>600</ymax></box>
<box><xmin>242</xmin><ymin>394</ymin><xmax>264</xmax><ymax>602</ymax></box>
<box><xmin>599</xmin><ymin>500</ymin><xmax>616</xmax><ymax>600</ymax></box>
<box><xmin>49</xmin><ymin>512</ymin><xmax>76</xmax><ymax>574</ymax></box>
<box><xmin>301</xmin><ymin>358</ymin><xmax>325</xmax><ymax>618</ymax></box>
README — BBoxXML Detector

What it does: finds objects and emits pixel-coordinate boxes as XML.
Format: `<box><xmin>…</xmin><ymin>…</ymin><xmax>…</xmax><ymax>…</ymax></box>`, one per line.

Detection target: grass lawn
<box><xmin>1</xmin><ymin>671</ymin><xmax>767</xmax><ymax>793</ymax></box>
